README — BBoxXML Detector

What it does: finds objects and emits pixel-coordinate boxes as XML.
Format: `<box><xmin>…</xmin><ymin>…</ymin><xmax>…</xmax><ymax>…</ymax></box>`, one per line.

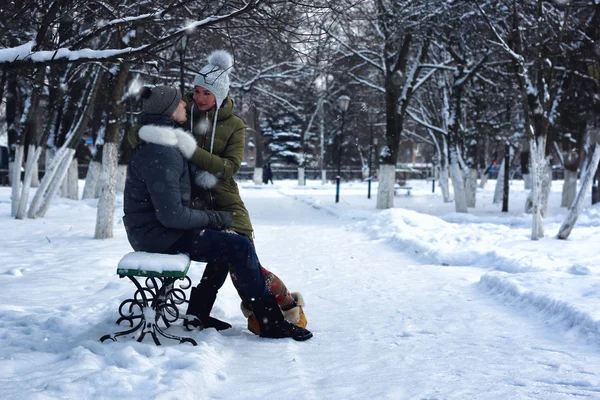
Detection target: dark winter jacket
<box><xmin>128</xmin><ymin>95</ymin><xmax>254</xmax><ymax>237</ymax></box>
<box><xmin>123</xmin><ymin>114</ymin><xmax>220</xmax><ymax>253</ymax></box>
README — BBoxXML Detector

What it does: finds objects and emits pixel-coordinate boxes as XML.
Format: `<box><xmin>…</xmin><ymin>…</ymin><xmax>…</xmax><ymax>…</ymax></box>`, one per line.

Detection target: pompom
<box><xmin>207</xmin><ymin>50</ymin><xmax>234</xmax><ymax>72</ymax></box>
<box><xmin>139</xmin><ymin>86</ymin><xmax>152</xmax><ymax>99</ymax></box>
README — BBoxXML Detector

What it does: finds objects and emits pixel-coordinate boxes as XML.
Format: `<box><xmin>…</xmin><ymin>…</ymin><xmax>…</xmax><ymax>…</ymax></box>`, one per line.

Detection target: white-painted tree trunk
<box><xmin>82</xmin><ymin>161</ymin><xmax>102</xmax><ymax>200</ymax></box>
<box><xmin>448</xmin><ymin>151</ymin><xmax>467</xmax><ymax>213</ymax></box>
<box><xmin>27</xmin><ymin>147</ymin><xmax>70</xmax><ymax>218</ymax></box>
<box><xmin>479</xmin><ymin>171</ymin><xmax>488</xmax><ymax>189</ymax></box>
<box><xmin>63</xmin><ymin>158</ymin><xmax>79</xmax><ymax>200</ymax></box>
<box><xmin>94</xmin><ymin>143</ymin><xmax>119</xmax><ymax>239</ymax></box>
<box><xmin>439</xmin><ymin>164</ymin><xmax>451</xmax><ymax>202</ymax></box>
<box><xmin>36</xmin><ymin>149</ymin><xmax>76</xmax><ymax>218</ymax></box>
<box><xmin>253</xmin><ymin>167</ymin><xmax>263</xmax><ymax>185</ymax></box>
<box><xmin>116</xmin><ymin>164</ymin><xmax>127</xmax><ymax>192</ymax></box>
<box><xmin>439</xmin><ymin>137</ymin><xmax>451</xmax><ymax>203</ymax></box>
<box><xmin>94</xmin><ymin>170</ymin><xmax>104</xmax><ymax>198</ymax></box>
<box><xmin>561</xmin><ymin>170</ymin><xmax>577</xmax><ymax>208</ymax></box>
<box><xmin>8</xmin><ymin>161</ymin><xmax>15</xmax><ymax>186</ymax></box>
<box><xmin>376</xmin><ymin>164</ymin><xmax>395</xmax><ymax>209</ymax></box>
<box><xmin>529</xmin><ymin>137</ymin><xmax>546</xmax><ymax>240</ymax></box>
<box><xmin>539</xmin><ymin>161</ymin><xmax>552</xmax><ymax>218</ymax></box>
<box><xmin>45</xmin><ymin>148</ymin><xmax>54</xmax><ymax>169</ymax></box>
<box><xmin>465</xmin><ymin>168</ymin><xmax>478</xmax><ymax>208</ymax></box>
<box><xmin>558</xmin><ymin>144</ymin><xmax>600</xmax><ymax>240</ymax></box>
<box><xmin>15</xmin><ymin>145</ymin><xmax>42</xmax><ymax>219</ymax></box>
<box><xmin>523</xmin><ymin>173</ymin><xmax>532</xmax><ymax>190</ymax></box>
<box><xmin>321</xmin><ymin>170</ymin><xmax>327</xmax><ymax>185</ymax></box>
<box><xmin>493</xmin><ymin>160</ymin><xmax>505</xmax><ymax>204</ymax></box>
<box><xmin>31</xmin><ymin>161</ymin><xmax>39</xmax><ymax>187</ymax></box>
<box><xmin>297</xmin><ymin>167</ymin><xmax>305</xmax><ymax>186</ymax></box>
<box><xmin>10</xmin><ymin>145</ymin><xmax>24</xmax><ymax>217</ymax></box>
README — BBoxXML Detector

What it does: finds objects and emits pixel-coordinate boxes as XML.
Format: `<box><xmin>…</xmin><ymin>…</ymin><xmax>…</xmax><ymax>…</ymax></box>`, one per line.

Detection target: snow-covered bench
<box><xmin>100</xmin><ymin>252</ymin><xmax>198</xmax><ymax>346</ymax></box>
<box><xmin>394</xmin><ymin>184</ymin><xmax>412</xmax><ymax>196</ymax></box>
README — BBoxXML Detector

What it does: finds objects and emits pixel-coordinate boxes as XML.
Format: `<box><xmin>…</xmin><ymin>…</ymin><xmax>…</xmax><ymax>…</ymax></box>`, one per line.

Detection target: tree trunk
<box><xmin>253</xmin><ymin>167</ymin><xmax>263</xmax><ymax>185</ymax></box>
<box><xmin>439</xmin><ymin>163</ymin><xmax>451</xmax><ymax>203</ymax></box>
<box><xmin>529</xmin><ymin>137</ymin><xmax>545</xmax><ymax>240</ymax></box>
<box><xmin>82</xmin><ymin>160</ymin><xmax>102</xmax><ymax>199</ymax></box>
<box><xmin>36</xmin><ymin>148</ymin><xmax>76</xmax><ymax>218</ymax></box>
<box><xmin>479</xmin><ymin>135</ymin><xmax>490</xmax><ymax>189</ymax></box>
<box><xmin>521</xmin><ymin>141</ymin><xmax>532</xmax><ymax>190</ymax></box>
<box><xmin>493</xmin><ymin>159</ymin><xmax>505</xmax><ymax>204</ymax></box>
<box><xmin>15</xmin><ymin>144</ymin><xmax>42</xmax><ymax>219</ymax></box>
<box><xmin>297</xmin><ymin>167</ymin><xmax>305</xmax><ymax>186</ymax></box>
<box><xmin>116</xmin><ymin>164</ymin><xmax>127</xmax><ymax>192</ymax></box>
<box><xmin>94</xmin><ymin>60</ymin><xmax>129</xmax><ymax>239</ymax></box>
<box><xmin>65</xmin><ymin>157</ymin><xmax>79</xmax><ymax>199</ymax></box>
<box><xmin>10</xmin><ymin>145</ymin><xmax>24</xmax><ymax>217</ymax></box>
<box><xmin>465</xmin><ymin>168</ymin><xmax>477</xmax><ymax>208</ymax></box>
<box><xmin>558</xmin><ymin>144</ymin><xmax>600</xmax><ymax>240</ymax></box>
<box><xmin>449</xmin><ymin>149</ymin><xmax>467</xmax><ymax>213</ymax></box>
<box><xmin>28</xmin><ymin>147</ymin><xmax>69</xmax><ymax>218</ymax></box>
<box><xmin>31</xmin><ymin>162</ymin><xmax>39</xmax><ymax>187</ymax></box>
<box><xmin>376</xmin><ymin>164</ymin><xmax>395</xmax><ymax>209</ymax></box>
<box><xmin>540</xmin><ymin>161</ymin><xmax>552</xmax><ymax>217</ymax></box>
<box><xmin>561</xmin><ymin>169</ymin><xmax>577</xmax><ymax>208</ymax></box>
<box><xmin>94</xmin><ymin>143</ymin><xmax>119</xmax><ymax>239</ymax></box>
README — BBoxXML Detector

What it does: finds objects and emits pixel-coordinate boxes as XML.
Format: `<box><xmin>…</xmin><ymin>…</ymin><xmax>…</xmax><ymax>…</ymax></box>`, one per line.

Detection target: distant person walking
<box><xmin>263</xmin><ymin>162</ymin><xmax>273</xmax><ymax>185</ymax></box>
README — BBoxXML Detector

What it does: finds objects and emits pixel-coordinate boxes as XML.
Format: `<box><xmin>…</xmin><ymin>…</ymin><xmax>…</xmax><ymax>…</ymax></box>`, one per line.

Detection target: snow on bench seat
<box><xmin>394</xmin><ymin>184</ymin><xmax>412</xmax><ymax>196</ymax></box>
<box><xmin>117</xmin><ymin>252</ymin><xmax>191</xmax><ymax>278</ymax></box>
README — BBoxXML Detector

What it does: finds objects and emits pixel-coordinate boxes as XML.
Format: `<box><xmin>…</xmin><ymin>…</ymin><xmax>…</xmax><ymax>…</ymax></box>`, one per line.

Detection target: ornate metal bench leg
<box><xmin>101</xmin><ymin>275</ymin><xmax>197</xmax><ymax>346</ymax></box>
<box><xmin>100</xmin><ymin>319</ymin><xmax>144</xmax><ymax>343</ymax></box>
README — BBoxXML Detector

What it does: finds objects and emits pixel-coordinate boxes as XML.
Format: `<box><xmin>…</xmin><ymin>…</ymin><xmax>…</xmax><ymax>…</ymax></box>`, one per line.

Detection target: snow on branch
<box><xmin>0</xmin><ymin>1</ymin><xmax>261</xmax><ymax>67</ymax></box>
<box><xmin>407</xmin><ymin>109</ymin><xmax>447</xmax><ymax>136</ymax></box>
<box><xmin>348</xmin><ymin>72</ymin><xmax>385</xmax><ymax>93</ymax></box>
<box><xmin>475</xmin><ymin>2</ymin><xmax>524</xmax><ymax>65</ymax></box>
<box><xmin>328</xmin><ymin>31</ymin><xmax>385</xmax><ymax>72</ymax></box>
<box><xmin>236</xmin><ymin>62</ymin><xmax>306</xmax><ymax>90</ymax></box>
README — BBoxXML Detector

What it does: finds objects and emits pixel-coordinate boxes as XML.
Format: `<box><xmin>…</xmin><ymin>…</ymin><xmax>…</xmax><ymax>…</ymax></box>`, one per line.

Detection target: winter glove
<box><xmin>195</xmin><ymin>170</ymin><xmax>219</xmax><ymax>189</ymax></box>
<box><xmin>206</xmin><ymin>210</ymin><xmax>234</xmax><ymax>230</ymax></box>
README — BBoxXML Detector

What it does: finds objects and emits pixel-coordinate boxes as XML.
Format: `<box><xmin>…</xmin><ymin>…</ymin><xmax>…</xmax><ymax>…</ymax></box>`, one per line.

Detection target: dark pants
<box><xmin>170</xmin><ymin>229</ymin><xmax>270</xmax><ymax>303</ymax></box>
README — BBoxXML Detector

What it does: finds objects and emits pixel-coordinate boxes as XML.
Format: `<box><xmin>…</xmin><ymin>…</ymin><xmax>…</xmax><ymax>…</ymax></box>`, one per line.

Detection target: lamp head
<box><xmin>338</xmin><ymin>95</ymin><xmax>350</xmax><ymax>112</ymax></box>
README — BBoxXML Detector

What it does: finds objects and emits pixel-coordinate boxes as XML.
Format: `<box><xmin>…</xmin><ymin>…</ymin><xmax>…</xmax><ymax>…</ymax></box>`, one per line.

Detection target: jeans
<box><xmin>170</xmin><ymin>229</ymin><xmax>270</xmax><ymax>303</ymax></box>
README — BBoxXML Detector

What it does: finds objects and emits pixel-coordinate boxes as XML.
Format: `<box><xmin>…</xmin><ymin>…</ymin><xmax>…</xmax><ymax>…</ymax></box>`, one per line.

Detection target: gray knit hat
<box><xmin>140</xmin><ymin>86</ymin><xmax>181</xmax><ymax>117</ymax></box>
<box><xmin>192</xmin><ymin>50</ymin><xmax>233</xmax><ymax>108</ymax></box>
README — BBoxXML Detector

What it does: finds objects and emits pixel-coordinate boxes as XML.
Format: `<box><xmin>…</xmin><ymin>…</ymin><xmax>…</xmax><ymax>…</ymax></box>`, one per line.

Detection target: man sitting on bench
<box><xmin>122</xmin><ymin>85</ymin><xmax>312</xmax><ymax>341</ymax></box>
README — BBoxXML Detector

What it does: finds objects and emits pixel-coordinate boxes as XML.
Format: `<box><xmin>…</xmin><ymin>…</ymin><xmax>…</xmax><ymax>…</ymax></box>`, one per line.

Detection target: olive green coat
<box><xmin>127</xmin><ymin>94</ymin><xmax>253</xmax><ymax>237</ymax></box>
<box><xmin>182</xmin><ymin>92</ymin><xmax>253</xmax><ymax>237</ymax></box>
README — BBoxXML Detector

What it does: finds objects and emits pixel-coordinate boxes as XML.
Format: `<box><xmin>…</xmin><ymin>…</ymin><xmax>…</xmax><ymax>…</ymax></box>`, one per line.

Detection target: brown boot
<box><xmin>241</xmin><ymin>292</ymin><xmax>307</xmax><ymax>335</ymax></box>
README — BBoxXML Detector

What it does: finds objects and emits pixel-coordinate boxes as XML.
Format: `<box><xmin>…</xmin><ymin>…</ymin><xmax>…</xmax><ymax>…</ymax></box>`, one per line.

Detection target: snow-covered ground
<box><xmin>1</xmin><ymin>178</ymin><xmax>599</xmax><ymax>399</ymax></box>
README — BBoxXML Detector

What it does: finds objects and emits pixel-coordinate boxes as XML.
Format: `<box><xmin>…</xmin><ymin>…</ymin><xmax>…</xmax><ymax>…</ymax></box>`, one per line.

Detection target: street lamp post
<box><xmin>336</xmin><ymin>95</ymin><xmax>350</xmax><ymax>203</ymax></box>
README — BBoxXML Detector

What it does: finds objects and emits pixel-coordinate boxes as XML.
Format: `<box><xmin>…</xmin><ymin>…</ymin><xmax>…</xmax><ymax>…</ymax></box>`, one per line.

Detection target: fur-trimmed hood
<box><xmin>138</xmin><ymin>124</ymin><xmax>219</xmax><ymax>189</ymax></box>
<box><xmin>138</xmin><ymin>124</ymin><xmax>188</xmax><ymax>149</ymax></box>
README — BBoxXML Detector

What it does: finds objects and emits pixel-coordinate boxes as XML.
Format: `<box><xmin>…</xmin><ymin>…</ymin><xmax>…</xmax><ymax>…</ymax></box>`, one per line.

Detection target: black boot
<box><xmin>184</xmin><ymin>287</ymin><xmax>232</xmax><ymax>331</ymax></box>
<box><xmin>252</xmin><ymin>294</ymin><xmax>313</xmax><ymax>341</ymax></box>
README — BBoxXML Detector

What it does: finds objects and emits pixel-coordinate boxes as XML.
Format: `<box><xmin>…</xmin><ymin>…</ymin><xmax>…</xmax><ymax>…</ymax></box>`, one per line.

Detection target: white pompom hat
<box><xmin>193</xmin><ymin>50</ymin><xmax>233</xmax><ymax>109</ymax></box>
<box><xmin>191</xmin><ymin>50</ymin><xmax>234</xmax><ymax>154</ymax></box>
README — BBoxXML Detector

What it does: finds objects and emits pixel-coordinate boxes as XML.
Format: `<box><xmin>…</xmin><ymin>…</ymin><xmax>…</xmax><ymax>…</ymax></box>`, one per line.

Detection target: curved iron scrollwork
<box><xmin>100</xmin><ymin>275</ymin><xmax>197</xmax><ymax>346</ymax></box>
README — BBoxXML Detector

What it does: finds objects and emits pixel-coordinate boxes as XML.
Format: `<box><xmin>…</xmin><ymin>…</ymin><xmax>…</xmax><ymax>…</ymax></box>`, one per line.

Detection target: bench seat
<box><xmin>117</xmin><ymin>252</ymin><xmax>191</xmax><ymax>278</ymax></box>
<box><xmin>394</xmin><ymin>184</ymin><xmax>413</xmax><ymax>196</ymax></box>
